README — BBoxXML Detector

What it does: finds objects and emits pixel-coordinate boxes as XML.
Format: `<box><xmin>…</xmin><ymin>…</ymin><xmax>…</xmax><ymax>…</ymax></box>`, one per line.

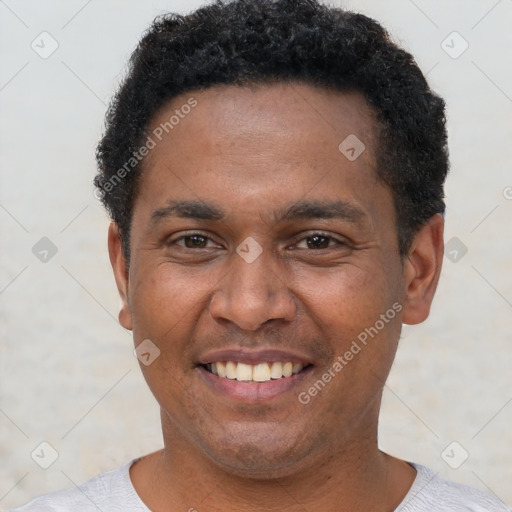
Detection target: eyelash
<box><xmin>168</xmin><ymin>231</ymin><xmax>346</xmax><ymax>250</ymax></box>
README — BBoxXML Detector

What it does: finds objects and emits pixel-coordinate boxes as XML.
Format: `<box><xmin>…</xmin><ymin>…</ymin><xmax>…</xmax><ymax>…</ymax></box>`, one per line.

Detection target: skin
<box><xmin>108</xmin><ymin>82</ymin><xmax>444</xmax><ymax>511</ymax></box>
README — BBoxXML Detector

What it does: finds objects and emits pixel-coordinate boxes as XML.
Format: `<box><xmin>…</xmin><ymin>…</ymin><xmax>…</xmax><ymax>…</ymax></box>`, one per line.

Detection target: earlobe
<box><xmin>401</xmin><ymin>214</ymin><xmax>444</xmax><ymax>325</ymax></box>
<box><xmin>107</xmin><ymin>222</ymin><xmax>133</xmax><ymax>331</ymax></box>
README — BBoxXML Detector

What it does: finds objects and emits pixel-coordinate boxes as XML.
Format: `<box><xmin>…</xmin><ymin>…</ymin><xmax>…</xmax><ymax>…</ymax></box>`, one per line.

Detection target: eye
<box><xmin>171</xmin><ymin>233</ymin><xmax>218</xmax><ymax>249</ymax></box>
<box><xmin>294</xmin><ymin>233</ymin><xmax>344</xmax><ymax>250</ymax></box>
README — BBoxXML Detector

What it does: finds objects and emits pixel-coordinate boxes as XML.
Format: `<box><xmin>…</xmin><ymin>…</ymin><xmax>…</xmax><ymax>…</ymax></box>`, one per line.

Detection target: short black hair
<box><xmin>95</xmin><ymin>0</ymin><xmax>449</xmax><ymax>262</ymax></box>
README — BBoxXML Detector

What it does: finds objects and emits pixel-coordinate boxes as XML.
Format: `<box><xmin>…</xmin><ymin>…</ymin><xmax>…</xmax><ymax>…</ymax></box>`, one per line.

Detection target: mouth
<box><xmin>196</xmin><ymin>350</ymin><xmax>315</xmax><ymax>401</ymax></box>
<box><xmin>201</xmin><ymin>361</ymin><xmax>311</xmax><ymax>382</ymax></box>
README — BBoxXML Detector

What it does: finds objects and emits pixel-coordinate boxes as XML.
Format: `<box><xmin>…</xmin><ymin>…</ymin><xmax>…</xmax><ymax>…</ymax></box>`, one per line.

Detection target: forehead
<box><xmin>135</xmin><ymin>82</ymin><xmax>390</xmax><ymax>228</ymax></box>
<box><xmin>146</xmin><ymin>82</ymin><xmax>377</xmax><ymax>169</ymax></box>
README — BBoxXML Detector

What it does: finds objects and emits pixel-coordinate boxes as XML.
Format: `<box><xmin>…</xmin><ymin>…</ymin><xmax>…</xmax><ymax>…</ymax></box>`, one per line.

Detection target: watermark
<box><xmin>134</xmin><ymin>339</ymin><xmax>161</xmax><ymax>366</ymax></box>
<box><xmin>338</xmin><ymin>134</ymin><xmax>366</xmax><ymax>161</ymax></box>
<box><xmin>95</xmin><ymin>97</ymin><xmax>198</xmax><ymax>200</ymax></box>
<box><xmin>444</xmin><ymin>236</ymin><xmax>468</xmax><ymax>263</ymax></box>
<box><xmin>503</xmin><ymin>186</ymin><xmax>512</xmax><ymax>200</ymax></box>
<box><xmin>32</xmin><ymin>236</ymin><xmax>58</xmax><ymax>263</ymax></box>
<box><xmin>298</xmin><ymin>302</ymin><xmax>402</xmax><ymax>405</ymax></box>
<box><xmin>236</xmin><ymin>236</ymin><xmax>263</xmax><ymax>263</ymax></box>
<box><xmin>441</xmin><ymin>31</ymin><xmax>469</xmax><ymax>60</ymax></box>
<box><xmin>31</xmin><ymin>31</ymin><xmax>59</xmax><ymax>59</ymax></box>
<box><xmin>441</xmin><ymin>441</ymin><xmax>469</xmax><ymax>469</ymax></box>
<box><xmin>31</xmin><ymin>441</ymin><xmax>59</xmax><ymax>469</ymax></box>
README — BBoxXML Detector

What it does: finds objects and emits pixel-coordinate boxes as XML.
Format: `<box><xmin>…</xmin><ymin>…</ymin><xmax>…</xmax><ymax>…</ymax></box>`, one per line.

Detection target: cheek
<box><xmin>296</xmin><ymin>263</ymin><xmax>395</xmax><ymax>336</ymax></box>
<box><xmin>296</xmin><ymin>261</ymin><xmax>403</xmax><ymax>392</ymax></box>
<box><xmin>127</xmin><ymin>265</ymin><xmax>211</xmax><ymax>411</ymax></box>
<box><xmin>129</xmin><ymin>264</ymin><xmax>211</xmax><ymax>342</ymax></box>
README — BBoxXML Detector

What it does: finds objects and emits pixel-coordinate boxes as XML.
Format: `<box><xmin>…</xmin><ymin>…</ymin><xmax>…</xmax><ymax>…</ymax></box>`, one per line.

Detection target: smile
<box><xmin>204</xmin><ymin>361</ymin><xmax>306</xmax><ymax>382</ymax></box>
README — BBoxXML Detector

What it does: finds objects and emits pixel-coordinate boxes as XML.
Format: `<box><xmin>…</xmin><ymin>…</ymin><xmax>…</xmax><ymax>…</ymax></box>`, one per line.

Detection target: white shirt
<box><xmin>10</xmin><ymin>460</ymin><xmax>511</xmax><ymax>511</ymax></box>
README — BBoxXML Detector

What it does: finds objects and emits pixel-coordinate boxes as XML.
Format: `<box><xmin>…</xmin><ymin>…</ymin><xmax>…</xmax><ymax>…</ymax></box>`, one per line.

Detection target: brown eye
<box><xmin>305</xmin><ymin>235</ymin><xmax>331</xmax><ymax>249</ymax></box>
<box><xmin>168</xmin><ymin>232</ymin><xmax>223</xmax><ymax>252</ymax></box>
<box><xmin>182</xmin><ymin>235</ymin><xmax>209</xmax><ymax>248</ymax></box>
<box><xmin>294</xmin><ymin>233</ymin><xmax>341</xmax><ymax>250</ymax></box>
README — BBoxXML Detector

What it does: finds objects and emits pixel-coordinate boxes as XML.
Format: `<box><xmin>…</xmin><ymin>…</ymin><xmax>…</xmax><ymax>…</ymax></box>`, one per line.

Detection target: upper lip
<box><xmin>198</xmin><ymin>348</ymin><xmax>314</xmax><ymax>366</ymax></box>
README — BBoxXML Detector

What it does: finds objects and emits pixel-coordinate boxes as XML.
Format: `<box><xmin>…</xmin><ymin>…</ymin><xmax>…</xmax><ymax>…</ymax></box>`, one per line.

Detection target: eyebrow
<box><xmin>151</xmin><ymin>200</ymin><xmax>225</xmax><ymax>223</ymax></box>
<box><xmin>277</xmin><ymin>199</ymin><xmax>364</xmax><ymax>223</ymax></box>
<box><xmin>150</xmin><ymin>199</ymin><xmax>365</xmax><ymax>225</ymax></box>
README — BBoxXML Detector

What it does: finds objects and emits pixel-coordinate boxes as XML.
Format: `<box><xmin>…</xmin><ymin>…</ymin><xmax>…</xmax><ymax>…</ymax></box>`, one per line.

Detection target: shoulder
<box><xmin>9</xmin><ymin>460</ymin><xmax>148</xmax><ymax>512</ymax></box>
<box><xmin>397</xmin><ymin>463</ymin><xmax>511</xmax><ymax>512</ymax></box>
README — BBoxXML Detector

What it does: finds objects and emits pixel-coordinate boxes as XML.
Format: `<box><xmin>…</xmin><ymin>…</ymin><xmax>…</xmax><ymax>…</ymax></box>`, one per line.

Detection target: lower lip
<box><xmin>197</xmin><ymin>365</ymin><xmax>314</xmax><ymax>402</ymax></box>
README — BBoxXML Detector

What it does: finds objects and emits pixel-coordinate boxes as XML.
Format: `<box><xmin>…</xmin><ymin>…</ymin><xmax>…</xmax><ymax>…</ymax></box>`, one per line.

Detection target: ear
<box><xmin>108</xmin><ymin>222</ymin><xmax>133</xmax><ymax>330</ymax></box>
<box><xmin>402</xmin><ymin>214</ymin><xmax>444</xmax><ymax>325</ymax></box>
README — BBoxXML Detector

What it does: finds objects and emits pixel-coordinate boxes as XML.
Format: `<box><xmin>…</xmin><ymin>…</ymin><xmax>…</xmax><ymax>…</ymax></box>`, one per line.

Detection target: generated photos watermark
<box><xmin>298</xmin><ymin>302</ymin><xmax>403</xmax><ymax>405</ymax></box>
<box><xmin>94</xmin><ymin>97</ymin><xmax>198</xmax><ymax>200</ymax></box>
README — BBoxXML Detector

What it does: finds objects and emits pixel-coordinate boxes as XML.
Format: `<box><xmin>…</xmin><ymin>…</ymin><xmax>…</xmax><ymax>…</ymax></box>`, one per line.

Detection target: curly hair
<box><xmin>95</xmin><ymin>0</ymin><xmax>449</xmax><ymax>263</ymax></box>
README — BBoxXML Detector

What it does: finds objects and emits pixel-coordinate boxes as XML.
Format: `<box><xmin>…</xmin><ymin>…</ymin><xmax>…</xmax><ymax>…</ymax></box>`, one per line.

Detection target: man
<box><xmin>12</xmin><ymin>0</ymin><xmax>511</xmax><ymax>510</ymax></box>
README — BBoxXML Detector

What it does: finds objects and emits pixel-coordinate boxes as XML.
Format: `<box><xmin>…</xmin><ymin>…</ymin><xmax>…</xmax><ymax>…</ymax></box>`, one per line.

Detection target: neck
<box><xmin>130</xmin><ymin>410</ymin><xmax>416</xmax><ymax>512</ymax></box>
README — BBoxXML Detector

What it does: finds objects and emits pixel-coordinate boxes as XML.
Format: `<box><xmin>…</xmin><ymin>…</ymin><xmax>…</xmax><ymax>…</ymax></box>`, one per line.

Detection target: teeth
<box><xmin>208</xmin><ymin>361</ymin><xmax>305</xmax><ymax>382</ymax></box>
<box><xmin>225</xmin><ymin>361</ymin><xmax>237</xmax><ymax>379</ymax></box>
<box><xmin>292</xmin><ymin>363</ymin><xmax>302</xmax><ymax>375</ymax></box>
<box><xmin>283</xmin><ymin>362</ymin><xmax>293</xmax><ymax>377</ymax></box>
<box><xmin>236</xmin><ymin>363</ymin><xmax>253</xmax><ymax>381</ymax></box>
<box><xmin>253</xmin><ymin>363</ymin><xmax>271</xmax><ymax>382</ymax></box>
<box><xmin>270</xmin><ymin>362</ymin><xmax>283</xmax><ymax>379</ymax></box>
<box><xmin>216</xmin><ymin>361</ymin><xmax>226</xmax><ymax>378</ymax></box>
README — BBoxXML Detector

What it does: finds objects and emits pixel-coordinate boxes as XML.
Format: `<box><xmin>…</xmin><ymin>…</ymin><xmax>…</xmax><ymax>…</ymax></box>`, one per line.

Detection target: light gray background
<box><xmin>1</xmin><ymin>0</ymin><xmax>511</xmax><ymax>509</ymax></box>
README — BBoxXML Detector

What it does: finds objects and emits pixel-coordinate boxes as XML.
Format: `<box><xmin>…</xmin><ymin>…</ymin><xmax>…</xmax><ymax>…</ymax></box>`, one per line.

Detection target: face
<box><xmin>109</xmin><ymin>82</ymin><xmax>443</xmax><ymax>477</ymax></box>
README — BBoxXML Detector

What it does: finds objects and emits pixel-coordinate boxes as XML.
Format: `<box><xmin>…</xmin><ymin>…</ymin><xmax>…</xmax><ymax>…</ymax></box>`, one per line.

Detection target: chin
<box><xmin>196</xmin><ymin>423</ymin><xmax>323</xmax><ymax>479</ymax></box>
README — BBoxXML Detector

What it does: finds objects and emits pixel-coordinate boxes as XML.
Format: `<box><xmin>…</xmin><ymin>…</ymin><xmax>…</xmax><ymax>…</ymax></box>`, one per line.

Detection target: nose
<box><xmin>209</xmin><ymin>248</ymin><xmax>297</xmax><ymax>331</ymax></box>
